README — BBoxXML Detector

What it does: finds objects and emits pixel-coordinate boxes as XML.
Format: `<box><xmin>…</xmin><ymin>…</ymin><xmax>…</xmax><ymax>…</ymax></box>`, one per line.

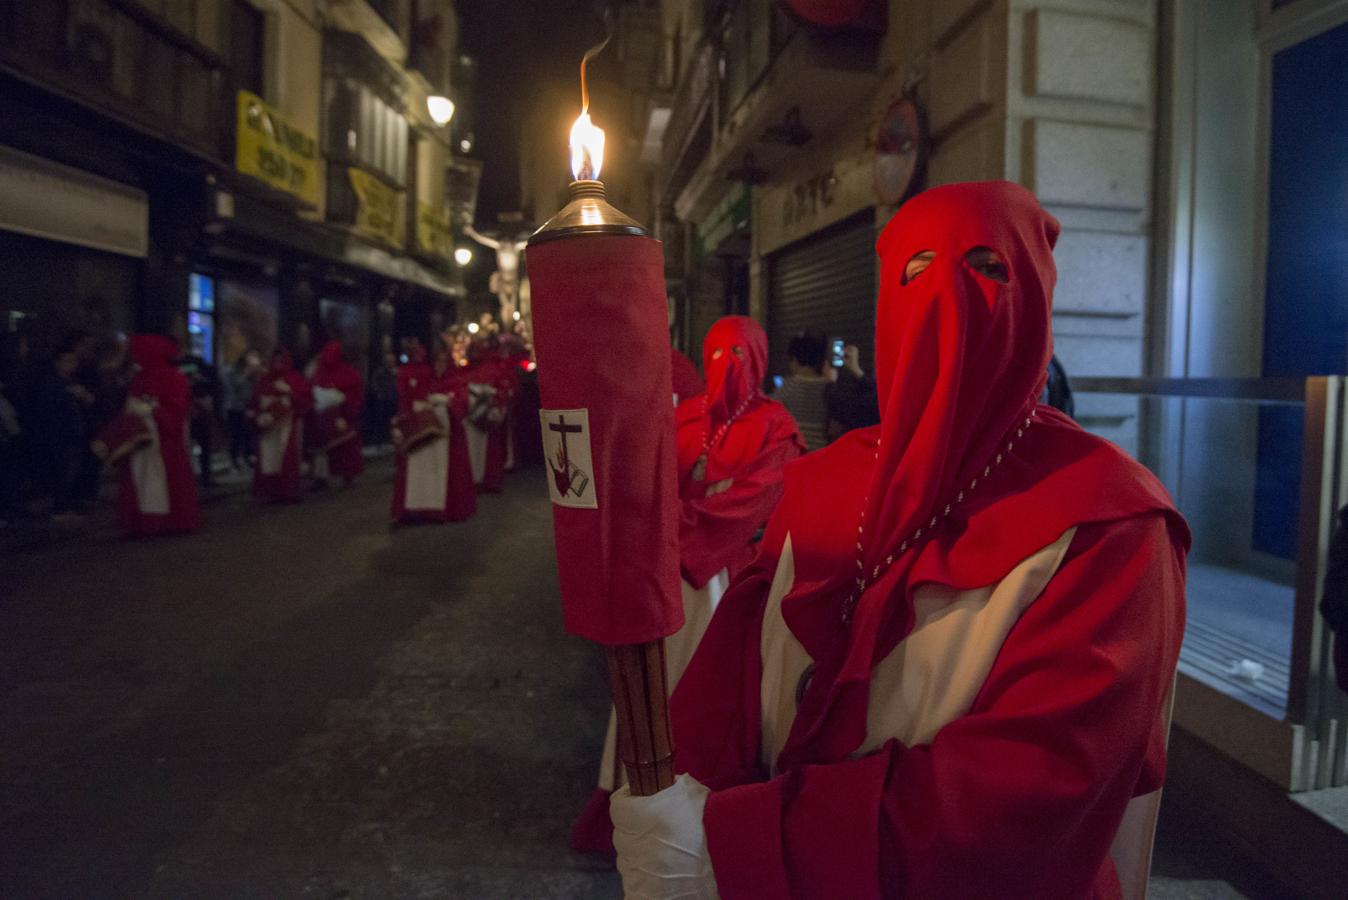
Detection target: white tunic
<box><xmin>757</xmin><ymin>528</ymin><xmax>1164</xmax><ymax>900</ymax></box>
<box><xmin>404</xmin><ymin>395</ymin><xmax>451</xmax><ymax>512</ymax></box>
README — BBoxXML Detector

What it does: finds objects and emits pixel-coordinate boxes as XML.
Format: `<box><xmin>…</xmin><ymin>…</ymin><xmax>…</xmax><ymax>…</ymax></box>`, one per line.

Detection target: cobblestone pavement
<box><xmin>0</xmin><ymin>461</ymin><xmax>620</xmax><ymax>899</ymax></box>
<box><xmin>0</xmin><ymin>459</ymin><xmax>1294</xmax><ymax>899</ymax></box>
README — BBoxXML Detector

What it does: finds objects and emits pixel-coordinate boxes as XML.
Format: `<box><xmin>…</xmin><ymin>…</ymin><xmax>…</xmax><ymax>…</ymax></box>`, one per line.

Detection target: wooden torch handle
<box><xmin>606</xmin><ymin>640</ymin><xmax>675</xmax><ymax>796</ymax></box>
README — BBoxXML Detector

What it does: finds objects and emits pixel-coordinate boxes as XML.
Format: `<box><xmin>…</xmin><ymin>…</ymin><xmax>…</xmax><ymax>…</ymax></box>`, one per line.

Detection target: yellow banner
<box><xmin>415</xmin><ymin>202</ymin><xmax>453</xmax><ymax>261</ymax></box>
<box><xmin>234</xmin><ymin>91</ymin><xmax>321</xmax><ymax>207</ymax></box>
<box><xmin>348</xmin><ymin>168</ymin><xmax>405</xmax><ymax>249</ymax></box>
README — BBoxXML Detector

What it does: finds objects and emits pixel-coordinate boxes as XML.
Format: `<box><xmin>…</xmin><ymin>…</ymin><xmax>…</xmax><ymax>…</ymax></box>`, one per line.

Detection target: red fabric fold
<box><xmin>527</xmin><ymin>234</ymin><xmax>682</xmax><ymax>646</ymax></box>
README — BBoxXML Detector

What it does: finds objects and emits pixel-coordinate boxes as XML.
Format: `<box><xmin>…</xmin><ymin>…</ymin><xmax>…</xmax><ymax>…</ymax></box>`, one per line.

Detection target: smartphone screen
<box><xmin>830</xmin><ymin>338</ymin><xmax>845</xmax><ymax>368</ymax></box>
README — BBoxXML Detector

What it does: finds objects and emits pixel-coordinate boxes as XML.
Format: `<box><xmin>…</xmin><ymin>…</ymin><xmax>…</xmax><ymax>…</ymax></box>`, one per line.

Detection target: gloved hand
<box><xmin>610</xmin><ymin>773</ymin><xmax>719</xmax><ymax>900</ymax></box>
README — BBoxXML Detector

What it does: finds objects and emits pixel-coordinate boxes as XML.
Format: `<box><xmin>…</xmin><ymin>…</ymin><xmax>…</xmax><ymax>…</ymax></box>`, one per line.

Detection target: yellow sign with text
<box><xmin>234</xmin><ymin>91</ymin><xmax>321</xmax><ymax>207</ymax></box>
<box><xmin>416</xmin><ymin>202</ymin><xmax>453</xmax><ymax>261</ymax></box>
<box><xmin>348</xmin><ymin>168</ymin><xmax>405</xmax><ymax>250</ymax></box>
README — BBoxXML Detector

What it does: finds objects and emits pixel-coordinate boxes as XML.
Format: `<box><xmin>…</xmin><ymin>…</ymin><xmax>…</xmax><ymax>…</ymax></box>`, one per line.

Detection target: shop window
<box><xmin>188</xmin><ymin>273</ymin><xmax>216</xmax><ymax>364</ymax></box>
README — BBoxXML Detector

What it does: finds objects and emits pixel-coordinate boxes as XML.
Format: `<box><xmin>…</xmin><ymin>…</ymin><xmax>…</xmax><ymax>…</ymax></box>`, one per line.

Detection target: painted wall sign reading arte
<box><xmin>540</xmin><ymin>408</ymin><xmax>598</xmax><ymax>509</ymax></box>
<box><xmin>348</xmin><ymin>168</ymin><xmax>406</xmax><ymax>249</ymax></box>
<box><xmin>781</xmin><ymin>168</ymin><xmax>838</xmax><ymax>229</ymax></box>
<box><xmin>235</xmin><ymin>91</ymin><xmax>321</xmax><ymax>208</ymax></box>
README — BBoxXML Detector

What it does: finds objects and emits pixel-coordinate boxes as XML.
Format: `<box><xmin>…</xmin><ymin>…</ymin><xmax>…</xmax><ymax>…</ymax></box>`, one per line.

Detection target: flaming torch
<box><xmin>526</xmin><ymin>42</ymin><xmax>680</xmax><ymax>796</ymax></box>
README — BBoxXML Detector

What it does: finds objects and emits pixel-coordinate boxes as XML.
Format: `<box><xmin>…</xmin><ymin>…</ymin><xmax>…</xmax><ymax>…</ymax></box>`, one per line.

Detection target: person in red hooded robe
<box><xmin>572</xmin><ymin>315</ymin><xmax>804</xmax><ymax>855</ymax></box>
<box><xmin>309</xmin><ymin>340</ymin><xmax>365</xmax><ymax>485</ymax></box>
<box><xmin>247</xmin><ymin>349</ymin><xmax>312</xmax><ymax>503</ymax></box>
<box><xmin>104</xmin><ymin>335</ymin><xmax>200</xmax><ymax>536</ymax></box>
<box><xmin>608</xmin><ymin>182</ymin><xmax>1190</xmax><ymax>900</ymax></box>
<box><xmin>391</xmin><ymin>345</ymin><xmax>477</xmax><ymax>523</ymax></box>
<box><xmin>463</xmin><ymin>336</ymin><xmax>517</xmax><ymax>493</ymax></box>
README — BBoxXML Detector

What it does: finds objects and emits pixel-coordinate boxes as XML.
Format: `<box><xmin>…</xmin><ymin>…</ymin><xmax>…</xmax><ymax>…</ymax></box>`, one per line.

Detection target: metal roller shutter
<box><xmin>767</xmin><ymin>211</ymin><xmax>878</xmax><ymax>378</ymax></box>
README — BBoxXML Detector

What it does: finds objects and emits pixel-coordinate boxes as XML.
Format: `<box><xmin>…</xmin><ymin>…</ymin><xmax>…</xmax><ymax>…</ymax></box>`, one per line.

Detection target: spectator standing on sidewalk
<box><xmin>221</xmin><ymin>350</ymin><xmax>261</xmax><ymax>471</ymax></box>
<box><xmin>775</xmin><ymin>332</ymin><xmax>832</xmax><ymax>451</ymax></box>
<box><xmin>179</xmin><ymin>350</ymin><xmax>220</xmax><ymax>488</ymax></box>
<box><xmin>825</xmin><ymin>343</ymin><xmax>879</xmax><ymax>440</ymax></box>
<box><xmin>35</xmin><ymin>337</ymin><xmax>95</xmax><ymax>519</ymax></box>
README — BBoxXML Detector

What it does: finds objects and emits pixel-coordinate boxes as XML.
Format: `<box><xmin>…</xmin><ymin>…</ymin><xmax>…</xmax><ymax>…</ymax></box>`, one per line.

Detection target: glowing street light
<box><xmin>427</xmin><ymin>95</ymin><xmax>456</xmax><ymax>127</ymax></box>
<box><xmin>454</xmin><ymin>246</ymin><xmax>473</xmax><ymax>267</ymax></box>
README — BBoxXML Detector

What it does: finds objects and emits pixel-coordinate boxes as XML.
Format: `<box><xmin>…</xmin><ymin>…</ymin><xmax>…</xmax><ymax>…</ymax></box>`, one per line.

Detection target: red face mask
<box><xmin>861</xmin><ymin>181</ymin><xmax>1059</xmax><ymax>576</ymax></box>
<box><xmin>701</xmin><ymin>316</ymin><xmax>767</xmax><ymax>427</ymax></box>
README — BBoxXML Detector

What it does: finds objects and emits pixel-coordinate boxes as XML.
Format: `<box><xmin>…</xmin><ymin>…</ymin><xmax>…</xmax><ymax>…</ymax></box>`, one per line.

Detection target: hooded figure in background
<box><xmin>391</xmin><ymin>345</ymin><xmax>477</xmax><ymax>524</ymax></box>
<box><xmin>247</xmin><ymin>348</ymin><xmax>312</xmax><ymax>503</ymax></box>
<box><xmin>571</xmin><ymin>315</ymin><xmax>804</xmax><ymax>856</ymax></box>
<box><xmin>106</xmin><ymin>335</ymin><xmax>199</xmax><ymax>536</ymax></box>
<box><xmin>310</xmin><ymin>340</ymin><xmax>366</xmax><ymax>485</ymax></box>
<box><xmin>463</xmin><ymin>336</ymin><xmax>517</xmax><ymax>493</ymax></box>
<box><xmin>609</xmin><ymin>182</ymin><xmax>1189</xmax><ymax>900</ymax></box>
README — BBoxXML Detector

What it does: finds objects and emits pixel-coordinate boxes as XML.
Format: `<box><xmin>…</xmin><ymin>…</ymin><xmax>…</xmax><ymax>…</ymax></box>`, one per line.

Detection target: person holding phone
<box><xmin>826</xmin><ymin>343</ymin><xmax>880</xmax><ymax>439</ymax></box>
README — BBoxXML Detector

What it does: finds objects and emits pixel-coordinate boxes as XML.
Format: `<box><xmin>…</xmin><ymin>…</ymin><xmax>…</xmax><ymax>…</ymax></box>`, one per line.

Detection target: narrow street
<box><xmin>0</xmin><ymin>461</ymin><xmax>620</xmax><ymax>899</ymax></box>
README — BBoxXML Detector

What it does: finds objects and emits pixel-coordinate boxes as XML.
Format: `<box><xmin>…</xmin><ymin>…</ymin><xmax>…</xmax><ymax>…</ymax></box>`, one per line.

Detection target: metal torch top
<box><xmin>527</xmin><ymin>180</ymin><xmax>649</xmax><ymax>246</ymax></box>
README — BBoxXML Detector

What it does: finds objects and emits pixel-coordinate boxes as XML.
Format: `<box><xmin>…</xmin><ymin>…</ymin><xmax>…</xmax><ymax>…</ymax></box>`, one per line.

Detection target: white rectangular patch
<box><xmin>540</xmin><ymin>408</ymin><xmax>598</xmax><ymax>509</ymax></box>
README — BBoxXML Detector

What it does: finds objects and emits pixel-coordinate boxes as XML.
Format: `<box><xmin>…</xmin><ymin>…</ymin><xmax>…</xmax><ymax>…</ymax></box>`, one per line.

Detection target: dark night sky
<box><xmin>455</xmin><ymin>0</ymin><xmax>612</xmax><ymax>224</ymax></box>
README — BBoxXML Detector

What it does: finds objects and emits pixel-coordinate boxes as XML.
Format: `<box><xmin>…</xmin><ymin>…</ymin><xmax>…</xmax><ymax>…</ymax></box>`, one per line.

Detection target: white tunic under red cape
<box><xmin>390</xmin><ymin>354</ymin><xmax>477</xmax><ymax>523</ymax></box>
<box><xmin>114</xmin><ymin>335</ymin><xmax>200</xmax><ymax>537</ymax></box>
<box><xmin>662</xmin><ymin>183</ymin><xmax>1190</xmax><ymax>899</ymax></box>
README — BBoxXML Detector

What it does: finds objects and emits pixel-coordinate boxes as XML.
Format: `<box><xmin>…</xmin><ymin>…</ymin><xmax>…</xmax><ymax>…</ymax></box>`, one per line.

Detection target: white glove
<box><xmin>611</xmin><ymin>773</ymin><xmax>719</xmax><ymax>900</ymax></box>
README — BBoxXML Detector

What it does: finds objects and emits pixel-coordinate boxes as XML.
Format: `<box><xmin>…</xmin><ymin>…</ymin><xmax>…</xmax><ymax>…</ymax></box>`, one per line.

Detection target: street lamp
<box><xmin>427</xmin><ymin>95</ymin><xmax>455</xmax><ymax>127</ymax></box>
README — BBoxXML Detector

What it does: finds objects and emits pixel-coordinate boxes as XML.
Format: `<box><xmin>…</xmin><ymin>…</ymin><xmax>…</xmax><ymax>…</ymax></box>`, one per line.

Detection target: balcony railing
<box><xmin>1074</xmin><ymin>376</ymin><xmax>1348</xmax><ymax>791</ymax></box>
<box><xmin>0</xmin><ymin>0</ymin><xmax>227</xmax><ymax>160</ymax></box>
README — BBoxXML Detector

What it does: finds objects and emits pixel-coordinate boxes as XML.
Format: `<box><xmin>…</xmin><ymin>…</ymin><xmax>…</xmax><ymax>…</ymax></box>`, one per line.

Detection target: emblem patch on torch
<box><xmin>540</xmin><ymin>408</ymin><xmax>597</xmax><ymax>509</ymax></box>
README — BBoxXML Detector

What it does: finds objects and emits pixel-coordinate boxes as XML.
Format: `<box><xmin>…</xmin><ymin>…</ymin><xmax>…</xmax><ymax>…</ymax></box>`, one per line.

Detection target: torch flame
<box><xmin>569</xmin><ymin>31</ymin><xmax>611</xmax><ymax>182</ymax></box>
<box><xmin>570</xmin><ymin>112</ymin><xmax>605</xmax><ymax>181</ymax></box>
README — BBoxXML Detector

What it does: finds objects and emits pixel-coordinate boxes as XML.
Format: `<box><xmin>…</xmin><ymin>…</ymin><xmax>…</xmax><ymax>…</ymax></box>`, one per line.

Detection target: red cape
<box><xmin>676</xmin><ymin>316</ymin><xmax>803</xmax><ymax>587</ymax></box>
<box><xmin>311</xmin><ymin>342</ymin><xmax>365</xmax><ymax>480</ymax></box>
<box><xmin>117</xmin><ymin>335</ymin><xmax>200</xmax><ymax>536</ymax></box>
<box><xmin>249</xmin><ymin>353</ymin><xmax>312</xmax><ymax>503</ymax></box>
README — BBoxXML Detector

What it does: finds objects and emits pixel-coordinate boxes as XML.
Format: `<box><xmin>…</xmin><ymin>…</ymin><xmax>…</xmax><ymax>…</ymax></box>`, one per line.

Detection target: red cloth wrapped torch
<box><xmin>526</xmin><ymin>95</ymin><xmax>682</xmax><ymax>796</ymax></box>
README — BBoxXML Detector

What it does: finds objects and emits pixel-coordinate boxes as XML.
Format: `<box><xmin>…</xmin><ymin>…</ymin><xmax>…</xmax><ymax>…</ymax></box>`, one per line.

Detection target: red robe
<box><xmin>675</xmin><ymin>320</ymin><xmax>803</xmax><ymax>589</ymax></box>
<box><xmin>391</xmin><ymin>360</ymin><xmax>478</xmax><ymax>524</ymax></box>
<box><xmin>467</xmin><ymin>356</ymin><xmax>517</xmax><ymax>493</ymax></box>
<box><xmin>249</xmin><ymin>353</ymin><xmax>312</xmax><ymax>503</ymax></box>
<box><xmin>310</xmin><ymin>341</ymin><xmax>365</xmax><ymax>482</ymax></box>
<box><xmin>665</xmin><ymin>182</ymin><xmax>1190</xmax><ymax>899</ymax></box>
<box><xmin>115</xmin><ymin>335</ymin><xmax>201</xmax><ymax>536</ymax></box>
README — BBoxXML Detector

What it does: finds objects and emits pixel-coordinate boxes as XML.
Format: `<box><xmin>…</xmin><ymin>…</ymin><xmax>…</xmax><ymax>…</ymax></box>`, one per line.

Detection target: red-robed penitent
<box><xmin>248</xmin><ymin>349</ymin><xmax>312</xmax><ymax>503</ymax></box>
<box><xmin>570</xmin><ymin>315</ymin><xmax>803</xmax><ymax>856</ymax></box>
<box><xmin>113</xmin><ymin>335</ymin><xmax>200</xmax><ymax>536</ymax></box>
<box><xmin>464</xmin><ymin>340</ymin><xmax>518</xmax><ymax>493</ymax></box>
<box><xmin>624</xmin><ymin>182</ymin><xmax>1190</xmax><ymax>899</ymax></box>
<box><xmin>310</xmin><ymin>340</ymin><xmax>365</xmax><ymax>482</ymax></box>
<box><xmin>391</xmin><ymin>346</ymin><xmax>477</xmax><ymax>524</ymax></box>
<box><xmin>676</xmin><ymin>317</ymin><xmax>804</xmax><ymax>589</ymax></box>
